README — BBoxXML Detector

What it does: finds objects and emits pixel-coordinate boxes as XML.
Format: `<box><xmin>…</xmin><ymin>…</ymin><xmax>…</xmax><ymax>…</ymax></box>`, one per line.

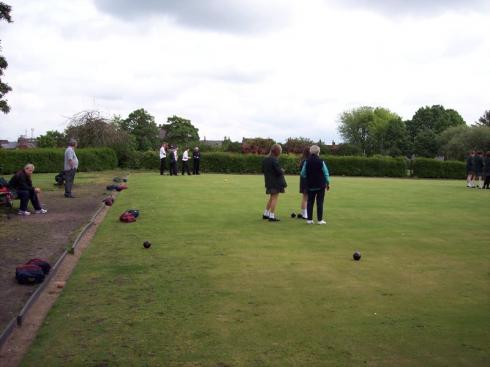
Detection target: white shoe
<box><xmin>35</xmin><ymin>209</ymin><xmax>48</xmax><ymax>214</ymax></box>
<box><xmin>306</xmin><ymin>220</ymin><xmax>314</xmax><ymax>224</ymax></box>
<box><xmin>18</xmin><ymin>210</ymin><xmax>31</xmax><ymax>216</ymax></box>
<box><xmin>318</xmin><ymin>220</ymin><xmax>326</xmax><ymax>224</ymax></box>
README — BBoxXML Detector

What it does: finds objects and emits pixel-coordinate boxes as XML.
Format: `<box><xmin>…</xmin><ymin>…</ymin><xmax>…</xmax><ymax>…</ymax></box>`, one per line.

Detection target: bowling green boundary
<box><xmin>17</xmin><ymin>174</ymin><xmax>490</xmax><ymax>366</ymax></box>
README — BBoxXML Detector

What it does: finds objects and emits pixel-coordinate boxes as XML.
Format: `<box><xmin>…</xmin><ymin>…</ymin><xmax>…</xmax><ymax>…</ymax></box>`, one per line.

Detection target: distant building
<box><xmin>200</xmin><ymin>137</ymin><xmax>223</xmax><ymax>147</ymax></box>
<box><xmin>17</xmin><ymin>136</ymin><xmax>37</xmax><ymax>149</ymax></box>
<box><xmin>0</xmin><ymin>140</ymin><xmax>17</xmax><ymax>149</ymax></box>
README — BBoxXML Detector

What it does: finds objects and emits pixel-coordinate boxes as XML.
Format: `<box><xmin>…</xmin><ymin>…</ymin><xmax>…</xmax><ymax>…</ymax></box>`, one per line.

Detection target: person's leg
<box><xmin>316</xmin><ymin>188</ymin><xmax>326</xmax><ymax>222</ymax></box>
<box><xmin>17</xmin><ymin>190</ymin><xmax>29</xmax><ymax>211</ymax></box>
<box><xmin>186</xmin><ymin>162</ymin><xmax>190</xmax><ymax>175</ymax></box>
<box><xmin>268</xmin><ymin>193</ymin><xmax>280</xmax><ymax>220</ymax></box>
<box><xmin>467</xmin><ymin>174</ymin><xmax>473</xmax><ymax>187</ymax></box>
<box><xmin>29</xmin><ymin>191</ymin><xmax>42</xmax><ymax>211</ymax></box>
<box><xmin>197</xmin><ymin>160</ymin><xmax>200</xmax><ymax>174</ymax></box>
<box><xmin>300</xmin><ymin>192</ymin><xmax>308</xmax><ymax>218</ymax></box>
<box><xmin>193</xmin><ymin>160</ymin><xmax>197</xmax><ymax>175</ymax></box>
<box><xmin>160</xmin><ymin>158</ymin><xmax>164</xmax><ymax>175</ymax></box>
<box><xmin>307</xmin><ymin>190</ymin><xmax>316</xmax><ymax>222</ymax></box>
<box><xmin>478</xmin><ymin>175</ymin><xmax>483</xmax><ymax>188</ymax></box>
<box><xmin>64</xmin><ymin>169</ymin><xmax>75</xmax><ymax>196</ymax></box>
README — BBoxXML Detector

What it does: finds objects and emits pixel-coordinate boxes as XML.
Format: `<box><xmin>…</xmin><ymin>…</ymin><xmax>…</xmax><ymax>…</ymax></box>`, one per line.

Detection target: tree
<box><xmin>65</xmin><ymin>111</ymin><xmax>136</xmax><ymax>163</ymax></box>
<box><xmin>474</xmin><ymin>110</ymin><xmax>490</xmax><ymax>127</ymax></box>
<box><xmin>161</xmin><ymin>115</ymin><xmax>199</xmax><ymax>147</ymax></box>
<box><xmin>37</xmin><ymin>130</ymin><xmax>66</xmax><ymax>148</ymax></box>
<box><xmin>413</xmin><ymin>128</ymin><xmax>439</xmax><ymax>158</ymax></box>
<box><xmin>118</xmin><ymin>109</ymin><xmax>159</xmax><ymax>151</ymax></box>
<box><xmin>0</xmin><ymin>2</ymin><xmax>12</xmax><ymax>114</ymax></box>
<box><xmin>338</xmin><ymin>106</ymin><xmax>409</xmax><ymax>156</ymax></box>
<box><xmin>406</xmin><ymin>105</ymin><xmax>466</xmax><ymax>140</ymax></box>
<box><xmin>439</xmin><ymin>125</ymin><xmax>490</xmax><ymax>160</ymax></box>
<box><xmin>338</xmin><ymin>106</ymin><xmax>372</xmax><ymax>155</ymax></box>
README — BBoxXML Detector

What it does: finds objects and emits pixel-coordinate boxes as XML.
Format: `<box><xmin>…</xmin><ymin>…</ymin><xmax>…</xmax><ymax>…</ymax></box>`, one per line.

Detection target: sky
<box><xmin>0</xmin><ymin>0</ymin><xmax>489</xmax><ymax>143</ymax></box>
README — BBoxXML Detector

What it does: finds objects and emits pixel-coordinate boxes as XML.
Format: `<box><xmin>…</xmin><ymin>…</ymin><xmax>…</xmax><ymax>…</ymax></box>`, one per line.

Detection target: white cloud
<box><xmin>1</xmin><ymin>0</ymin><xmax>489</xmax><ymax>142</ymax></box>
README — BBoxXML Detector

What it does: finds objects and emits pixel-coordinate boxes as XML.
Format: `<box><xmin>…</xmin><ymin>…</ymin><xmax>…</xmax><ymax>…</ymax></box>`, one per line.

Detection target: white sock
<box><xmin>302</xmin><ymin>209</ymin><xmax>307</xmax><ymax>217</ymax></box>
<box><xmin>264</xmin><ymin>209</ymin><xmax>270</xmax><ymax>217</ymax></box>
<box><xmin>269</xmin><ymin>212</ymin><xmax>275</xmax><ymax>219</ymax></box>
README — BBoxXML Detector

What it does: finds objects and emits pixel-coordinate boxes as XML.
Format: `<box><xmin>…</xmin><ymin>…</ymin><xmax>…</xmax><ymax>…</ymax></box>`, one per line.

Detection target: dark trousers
<box><xmin>160</xmin><ymin>157</ymin><xmax>166</xmax><ymax>175</ymax></box>
<box><xmin>17</xmin><ymin>190</ymin><xmax>41</xmax><ymax>211</ymax></box>
<box><xmin>484</xmin><ymin>176</ymin><xmax>490</xmax><ymax>188</ymax></box>
<box><xmin>170</xmin><ymin>161</ymin><xmax>177</xmax><ymax>176</ymax></box>
<box><xmin>182</xmin><ymin>161</ymin><xmax>190</xmax><ymax>175</ymax></box>
<box><xmin>64</xmin><ymin>169</ymin><xmax>76</xmax><ymax>195</ymax></box>
<box><xmin>307</xmin><ymin>188</ymin><xmax>326</xmax><ymax>221</ymax></box>
<box><xmin>193</xmin><ymin>159</ymin><xmax>200</xmax><ymax>175</ymax></box>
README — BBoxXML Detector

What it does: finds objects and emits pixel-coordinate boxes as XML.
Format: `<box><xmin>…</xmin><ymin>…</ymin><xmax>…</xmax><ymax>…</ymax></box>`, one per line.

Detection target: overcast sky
<box><xmin>1</xmin><ymin>0</ymin><xmax>489</xmax><ymax>142</ymax></box>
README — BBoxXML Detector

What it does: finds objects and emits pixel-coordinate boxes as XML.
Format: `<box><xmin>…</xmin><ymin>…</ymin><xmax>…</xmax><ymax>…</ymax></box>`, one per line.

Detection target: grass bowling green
<box><xmin>21</xmin><ymin>173</ymin><xmax>489</xmax><ymax>366</ymax></box>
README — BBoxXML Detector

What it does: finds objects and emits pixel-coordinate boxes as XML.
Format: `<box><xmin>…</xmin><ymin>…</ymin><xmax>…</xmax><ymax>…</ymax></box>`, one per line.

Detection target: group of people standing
<box><xmin>466</xmin><ymin>151</ymin><xmax>490</xmax><ymax>189</ymax></box>
<box><xmin>262</xmin><ymin>144</ymin><xmax>330</xmax><ymax>224</ymax></box>
<box><xmin>159</xmin><ymin>143</ymin><xmax>201</xmax><ymax>176</ymax></box>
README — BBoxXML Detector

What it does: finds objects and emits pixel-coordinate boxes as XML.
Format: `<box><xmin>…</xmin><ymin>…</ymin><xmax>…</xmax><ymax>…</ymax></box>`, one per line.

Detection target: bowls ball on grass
<box><xmin>353</xmin><ymin>251</ymin><xmax>361</xmax><ymax>261</ymax></box>
<box><xmin>291</xmin><ymin>212</ymin><xmax>296</xmax><ymax>218</ymax></box>
<box><xmin>143</xmin><ymin>241</ymin><xmax>152</xmax><ymax>249</ymax></box>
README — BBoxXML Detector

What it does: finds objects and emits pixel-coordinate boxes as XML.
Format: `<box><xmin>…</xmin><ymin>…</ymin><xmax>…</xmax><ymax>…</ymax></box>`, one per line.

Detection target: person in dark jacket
<box><xmin>466</xmin><ymin>151</ymin><xmax>476</xmax><ymax>188</ymax></box>
<box><xmin>298</xmin><ymin>147</ymin><xmax>310</xmax><ymax>219</ymax></box>
<box><xmin>9</xmin><ymin>163</ymin><xmax>47</xmax><ymax>216</ymax></box>
<box><xmin>300</xmin><ymin>145</ymin><xmax>330</xmax><ymax>224</ymax></box>
<box><xmin>192</xmin><ymin>147</ymin><xmax>201</xmax><ymax>175</ymax></box>
<box><xmin>169</xmin><ymin>146</ymin><xmax>178</xmax><ymax>176</ymax></box>
<box><xmin>483</xmin><ymin>151</ymin><xmax>490</xmax><ymax>189</ymax></box>
<box><xmin>262</xmin><ymin>144</ymin><xmax>287</xmax><ymax>222</ymax></box>
<box><xmin>474</xmin><ymin>151</ymin><xmax>484</xmax><ymax>188</ymax></box>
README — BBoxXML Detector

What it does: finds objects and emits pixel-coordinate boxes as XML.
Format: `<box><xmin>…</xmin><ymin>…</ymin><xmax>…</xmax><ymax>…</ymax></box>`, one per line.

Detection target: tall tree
<box><xmin>474</xmin><ymin>110</ymin><xmax>490</xmax><ymax>127</ymax></box>
<box><xmin>338</xmin><ymin>106</ymin><xmax>409</xmax><ymax>156</ymax></box>
<box><xmin>338</xmin><ymin>106</ymin><xmax>373</xmax><ymax>155</ymax></box>
<box><xmin>119</xmin><ymin>108</ymin><xmax>159</xmax><ymax>151</ymax></box>
<box><xmin>406</xmin><ymin>105</ymin><xmax>466</xmax><ymax>140</ymax></box>
<box><xmin>161</xmin><ymin>115</ymin><xmax>199</xmax><ymax>146</ymax></box>
<box><xmin>0</xmin><ymin>2</ymin><xmax>12</xmax><ymax>114</ymax></box>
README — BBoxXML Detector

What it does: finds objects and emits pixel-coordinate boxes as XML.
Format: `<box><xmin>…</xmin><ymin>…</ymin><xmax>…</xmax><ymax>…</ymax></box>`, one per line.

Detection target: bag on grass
<box><xmin>127</xmin><ymin>209</ymin><xmax>139</xmax><ymax>218</ymax></box>
<box><xmin>26</xmin><ymin>258</ymin><xmax>51</xmax><ymax>274</ymax></box>
<box><xmin>106</xmin><ymin>184</ymin><xmax>118</xmax><ymax>191</ymax></box>
<box><xmin>116</xmin><ymin>184</ymin><xmax>128</xmax><ymax>192</ymax></box>
<box><xmin>119</xmin><ymin>211</ymin><xmax>136</xmax><ymax>223</ymax></box>
<box><xmin>113</xmin><ymin>176</ymin><xmax>122</xmax><ymax>183</ymax></box>
<box><xmin>15</xmin><ymin>264</ymin><xmax>45</xmax><ymax>284</ymax></box>
<box><xmin>54</xmin><ymin>171</ymin><xmax>65</xmax><ymax>185</ymax></box>
<box><xmin>103</xmin><ymin>196</ymin><xmax>114</xmax><ymax>206</ymax></box>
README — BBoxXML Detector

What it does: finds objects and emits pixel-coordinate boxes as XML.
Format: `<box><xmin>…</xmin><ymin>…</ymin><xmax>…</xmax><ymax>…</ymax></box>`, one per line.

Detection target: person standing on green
<box><xmin>64</xmin><ymin>139</ymin><xmax>78</xmax><ymax>198</ymax></box>
<box><xmin>262</xmin><ymin>144</ymin><xmax>287</xmax><ymax>222</ymax></box>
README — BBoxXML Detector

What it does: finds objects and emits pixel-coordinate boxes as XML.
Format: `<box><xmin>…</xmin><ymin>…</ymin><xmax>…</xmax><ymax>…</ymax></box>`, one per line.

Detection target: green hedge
<box><xmin>412</xmin><ymin>158</ymin><xmax>466</xmax><ymax>179</ymax></box>
<box><xmin>125</xmin><ymin>152</ymin><xmax>408</xmax><ymax>176</ymax></box>
<box><xmin>0</xmin><ymin>148</ymin><xmax>118</xmax><ymax>174</ymax></box>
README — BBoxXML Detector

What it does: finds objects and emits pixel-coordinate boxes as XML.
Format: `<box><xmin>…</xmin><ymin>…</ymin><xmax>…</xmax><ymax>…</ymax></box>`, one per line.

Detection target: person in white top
<box><xmin>181</xmin><ymin>148</ymin><xmax>191</xmax><ymax>175</ymax></box>
<box><xmin>159</xmin><ymin>142</ymin><xmax>167</xmax><ymax>175</ymax></box>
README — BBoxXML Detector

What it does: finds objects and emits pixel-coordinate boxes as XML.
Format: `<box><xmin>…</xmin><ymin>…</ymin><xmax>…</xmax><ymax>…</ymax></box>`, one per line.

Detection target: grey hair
<box><xmin>309</xmin><ymin>145</ymin><xmax>320</xmax><ymax>156</ymax></box>
<box><xmin>68</xmin><ymin>138</ymin><xmax>77</xmax><ymax>146</ymax></box>
<box><xmin>24</xmin><ymin>163</ymin><xmax>35</xmax><ymax>170</ymax></box>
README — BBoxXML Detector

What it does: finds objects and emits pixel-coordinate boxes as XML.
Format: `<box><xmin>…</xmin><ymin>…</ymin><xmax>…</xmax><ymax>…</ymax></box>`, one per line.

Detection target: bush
<box><xmin>198</xmin><ymin>153</ymin><xmax>407</xmax><ymax>177</ymax></box>
<box><xmin>412</xmin><ymin>158</ymin><xmax>465</xmax><ymax>179</ymax></box>
<box><xmin>0</xmin><ymin>148</ymin><xmax>118</xmax><ymax>174</ymax></box>
<box><xmin>325</xmin><ymin>156</ymin><xmax>407</xmax><ymax>177</ymax></box>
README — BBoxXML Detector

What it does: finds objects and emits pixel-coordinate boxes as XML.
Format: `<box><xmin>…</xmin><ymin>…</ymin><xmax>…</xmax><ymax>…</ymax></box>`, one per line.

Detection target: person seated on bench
<box><xmin>9</xmin><ymin>163</ymin><xmax>47</xmax><ymax>216</ymax></box>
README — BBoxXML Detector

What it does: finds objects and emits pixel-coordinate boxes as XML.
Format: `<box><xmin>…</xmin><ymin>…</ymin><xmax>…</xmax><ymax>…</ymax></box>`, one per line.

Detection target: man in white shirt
<box><xmin>64</xmin><ymin>139</ymin><xmax>79</xmax><ymax>198</ymax></box>
<box><xmin>159</xmin><ymin>143</ymin><xmax>167</xmax><ymax>175</ymax></box>
<box><xmin>181</xmin><ymin>148</ymin><xmax>191</xmax><ymax>175</ymax></box>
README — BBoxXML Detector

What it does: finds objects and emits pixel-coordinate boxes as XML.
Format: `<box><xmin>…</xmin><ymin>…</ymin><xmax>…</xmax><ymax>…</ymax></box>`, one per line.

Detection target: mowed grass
<box><xmin>21</xmin><ymin>174</ymin><xmax>489</xmax><ymax>367</ymax></box>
